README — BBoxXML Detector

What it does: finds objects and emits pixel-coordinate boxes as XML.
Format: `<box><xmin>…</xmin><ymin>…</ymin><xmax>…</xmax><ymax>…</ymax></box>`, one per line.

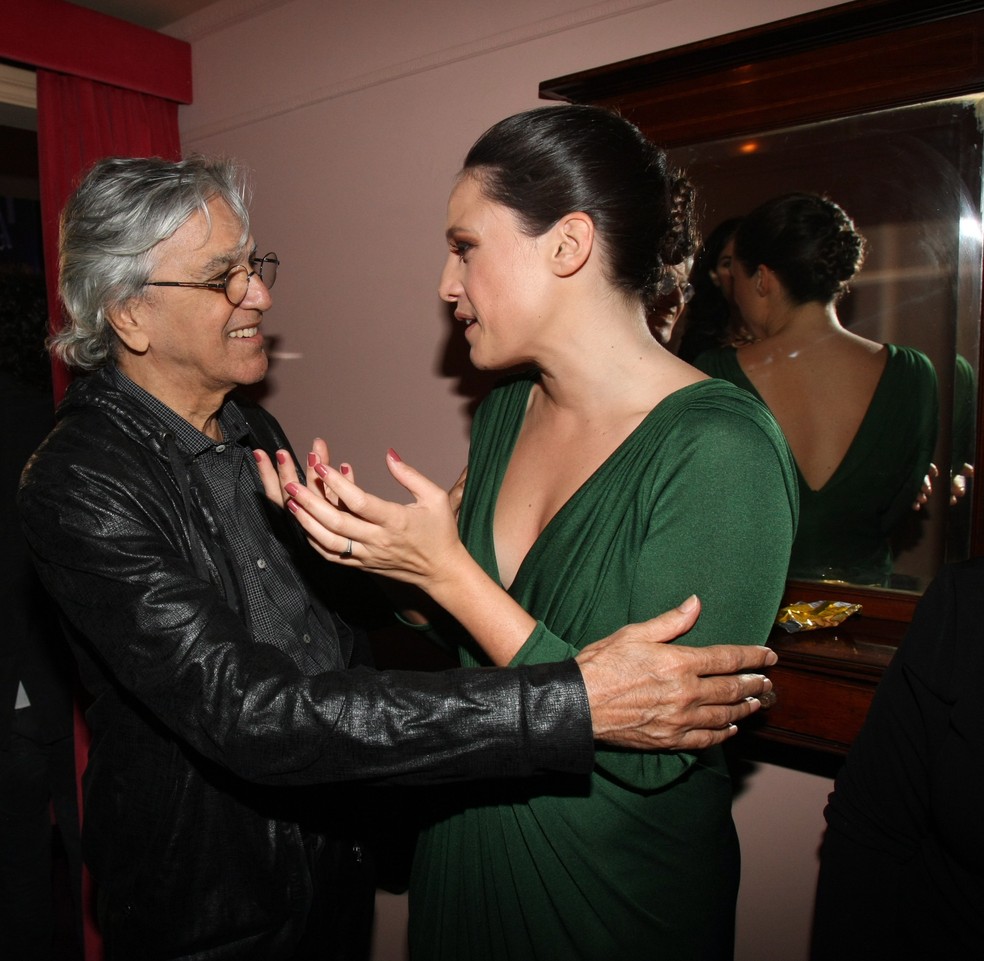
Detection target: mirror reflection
<box><xmin>667</xmin><ymin>97</ymin><xmax>982</xmax><ymax>593</ymax></box>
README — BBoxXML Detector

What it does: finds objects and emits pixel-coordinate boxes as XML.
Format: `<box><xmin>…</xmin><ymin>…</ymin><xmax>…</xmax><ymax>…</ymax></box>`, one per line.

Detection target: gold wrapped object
<box><xmin>776</xmin><ymin>600</ymin><xmax>862</xmax><ymax>633</ymax></box>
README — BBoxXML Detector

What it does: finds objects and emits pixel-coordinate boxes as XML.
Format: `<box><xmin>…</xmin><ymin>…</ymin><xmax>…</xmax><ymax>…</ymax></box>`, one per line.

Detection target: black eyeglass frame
<box><xmin>144</xmin><ymin>251</ymin><xmax>280</xmax><ymax>306</ymax></box>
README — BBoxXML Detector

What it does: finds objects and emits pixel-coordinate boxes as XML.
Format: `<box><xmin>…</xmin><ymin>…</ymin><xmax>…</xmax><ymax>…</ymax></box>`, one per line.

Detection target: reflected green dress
<box><xmin>408</xmin><ymin>373</ymin><xmax>797</xmax><ymax>960</ymax></box>
<box><xmin>695</xmin><ymin>345</ymin><xmax>938</xmax><ymax>585</ymax></box>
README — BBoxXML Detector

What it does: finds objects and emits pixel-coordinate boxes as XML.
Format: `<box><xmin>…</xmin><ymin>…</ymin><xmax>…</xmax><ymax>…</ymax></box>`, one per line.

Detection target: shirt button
<box><xmin>256</xmin><ymin>558</ymin><xmax>267</xmax><ymax>570</ymax></box>
<box><xmin>215</xmin><ymin>444</ymin><xmax>226</xmax><ymax>452</ymax></box>
<box><xmin>302</xmin><ymin>633</ymin><xmax>312</xmax><ymax>644</ymax></box>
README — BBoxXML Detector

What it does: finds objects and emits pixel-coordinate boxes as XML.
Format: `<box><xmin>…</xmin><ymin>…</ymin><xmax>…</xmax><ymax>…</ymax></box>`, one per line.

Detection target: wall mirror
<box><xmin>667</xmin><ymin>96</ymin><xmax>981</xmax><ymax>594</ymax></box>
<box><xmin>541</xmin><ymin>0</ymin><xmax>984</xmax><ymax>750</ymax></box>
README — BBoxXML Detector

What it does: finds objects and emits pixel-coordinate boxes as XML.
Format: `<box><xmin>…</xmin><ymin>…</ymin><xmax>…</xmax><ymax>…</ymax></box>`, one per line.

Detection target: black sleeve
<box><xmin>19</xmin><ymin>417</ymin><xmax>594</xmax><ymax>788</ymax></box>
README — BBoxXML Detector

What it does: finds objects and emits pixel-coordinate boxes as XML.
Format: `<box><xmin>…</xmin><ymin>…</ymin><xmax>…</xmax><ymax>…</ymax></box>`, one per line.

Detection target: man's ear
<box><xmin>549</xmin><ymin>212</ymin><xmax>594</xmax><ymax>277</ymax></box>
<box><xmin>106</xmin><ymin>299</ymin><xmax>151</xmax><ymax>354</ymax></box>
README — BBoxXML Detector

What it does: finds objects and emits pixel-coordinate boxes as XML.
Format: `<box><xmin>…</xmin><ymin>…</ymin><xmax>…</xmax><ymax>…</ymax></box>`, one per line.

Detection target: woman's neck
<box><xmin>533</xmin><ymin>302</ymin><xmax>701</xmax><ymax>419</ymax></box>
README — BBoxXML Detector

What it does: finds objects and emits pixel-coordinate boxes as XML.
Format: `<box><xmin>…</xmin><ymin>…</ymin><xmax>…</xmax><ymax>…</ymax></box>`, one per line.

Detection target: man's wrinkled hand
<box><xmin>575</xmin><ymin>595</ymin><xmax>777</xmax><ymax>752</ymax></box>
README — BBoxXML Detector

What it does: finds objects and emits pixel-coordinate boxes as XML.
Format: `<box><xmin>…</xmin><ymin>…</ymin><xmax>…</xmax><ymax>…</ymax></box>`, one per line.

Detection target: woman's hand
<box><xmin>950</xmin><ymin>462</ymin><xmax>974</xmax><ymax>505</ymax></box>
<box><xmin>280</xmin><ymin>448</ymin><xmax>469</xmax><ymax>591</ymax></box>
<box><xmin>912</xmin><ymin>462</ymin><xmax>939</xmax><ymax>511</ymax></box>
<box><xmin>274</xmin><ymin>449</ymin><xmax>537</xmax><ymax>664</ymax></box>
<box><xmin>449</xmin><ymin>465</ymin><xmax>468</xmax><ymax>519</ymax></box>
<box><xmin>253</xmin><ymin>437</ymin><xmax>332</xmax><ymax>507</ymax></box>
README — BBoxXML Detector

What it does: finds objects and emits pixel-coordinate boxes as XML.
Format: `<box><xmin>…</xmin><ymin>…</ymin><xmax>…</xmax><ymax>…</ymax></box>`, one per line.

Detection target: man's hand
<box><xmin>575</xmin><ymin>595</ymin><xmax>777</xmax><ymax>751</ymax></box>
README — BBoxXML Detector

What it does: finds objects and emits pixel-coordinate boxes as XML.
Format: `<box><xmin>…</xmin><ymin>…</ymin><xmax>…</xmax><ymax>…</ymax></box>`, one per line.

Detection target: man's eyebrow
<box><xmin>201</xmin><ymin>243</ymin><xmax>256</xmax><ymax>274</ymax></box>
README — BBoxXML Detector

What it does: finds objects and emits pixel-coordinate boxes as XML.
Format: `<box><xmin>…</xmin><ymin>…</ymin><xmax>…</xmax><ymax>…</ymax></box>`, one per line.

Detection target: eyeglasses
<box><xmin>656</xmin><ymin>271</ymin><xmax>695</xmax><ymax>305</ymax></box>
<box><xmin>144</xmin><ymin>251</ymin><xmax>280</xmax><ymax>306</ymax></box>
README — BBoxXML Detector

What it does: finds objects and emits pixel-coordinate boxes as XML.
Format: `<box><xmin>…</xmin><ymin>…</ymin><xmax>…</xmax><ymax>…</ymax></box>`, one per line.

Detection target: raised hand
<box><xmin>280</xmin><ymin>448</ymin><xmax>468</xmax><ymax>588</ymax></box>
<box><xmin>253</xmin><ymin>437</ymin><xmax>331</xmax><ymax>507</ymax></box>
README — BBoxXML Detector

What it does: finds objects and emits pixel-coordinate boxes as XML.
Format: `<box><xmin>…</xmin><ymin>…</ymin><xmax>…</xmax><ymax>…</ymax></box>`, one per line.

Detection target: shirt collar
<box><xmin>109</xmin><ymin>366</ymin><xmax>250</xmax><ymax>455</ymax></box>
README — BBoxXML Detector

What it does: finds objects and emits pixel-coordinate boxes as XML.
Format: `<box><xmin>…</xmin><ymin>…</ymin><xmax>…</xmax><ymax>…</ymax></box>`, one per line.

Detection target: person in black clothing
<box><xmin>0</xmin><ymin>270</ymin><xmax>82</xmax><ymax>960</ymax></box>
<box><xmin>811</xmin><ymin>557</ymin><xmax>984</xmax><ymax>959</ymax></box>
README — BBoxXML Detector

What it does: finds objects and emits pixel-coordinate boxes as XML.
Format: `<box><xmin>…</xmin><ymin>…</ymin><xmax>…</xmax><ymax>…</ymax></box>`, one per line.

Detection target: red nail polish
<box><xmin>307</xmin><ymin>453</ymin><xmax>318</xmax><ymax>467</ymax></box>
<box><xmin>314</xmin><ymin>463</ymin><xmax>329</xmax><ymax>478</ymax></box>
<box><xmin>388</xmin><ymin>448</ymin><xmax>401</xmax><ymax>462</ymax></box>
<box><xmin>285</xmin><ymin>483</ymin><xmax>299</xmax><ymax>496</ymax></box>
<box><xmin>252</xmin><ymin>450</ymin><xmax>263</xmax><ymax>463</ymax></box>
<box><xmin>340</xmin><ymin>464</ymin><xmax>350</xmax><ymax>476</ymax></box>
<box><xmin>287</xmin><ymin>499</ymin><xmax>299</xmax><ymax>513</ymax></box>
<box><xmin>276</xmin><ymin>451</ymin><xmax>288</xmax><ymax>465</ymax></box>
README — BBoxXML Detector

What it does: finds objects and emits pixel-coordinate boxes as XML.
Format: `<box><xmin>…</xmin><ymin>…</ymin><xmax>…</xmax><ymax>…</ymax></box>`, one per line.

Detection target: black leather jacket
<box><xmin>18</xmin><ymin>367</ymin><xmax>593</xmax><ymax>960</ymax></box>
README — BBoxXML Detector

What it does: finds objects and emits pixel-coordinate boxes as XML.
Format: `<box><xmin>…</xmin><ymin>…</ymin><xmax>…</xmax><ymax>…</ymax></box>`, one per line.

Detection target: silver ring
<box><xmin>340</xmin><ymin>538</ymin><xmax>354</xmax><ymax>559</ymax></box>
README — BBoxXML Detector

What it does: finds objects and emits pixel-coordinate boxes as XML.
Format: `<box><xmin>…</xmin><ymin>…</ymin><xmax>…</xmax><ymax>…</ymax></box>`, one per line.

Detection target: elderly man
<box><xmin>18</xmin><ymin>156</ymin><xmax>776</xmax><ymax>961</ymax></box>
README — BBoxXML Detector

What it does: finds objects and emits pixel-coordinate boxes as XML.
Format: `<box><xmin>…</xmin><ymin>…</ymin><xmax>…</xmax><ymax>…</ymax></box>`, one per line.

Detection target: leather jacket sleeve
<box><xmin>18</xmin><ymin>406</ymin><xmax>594</xmax><ymax>787</ymax></box>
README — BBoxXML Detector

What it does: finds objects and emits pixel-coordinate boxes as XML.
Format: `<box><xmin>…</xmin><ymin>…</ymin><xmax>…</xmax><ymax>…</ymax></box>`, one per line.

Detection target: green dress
<box><xmin>695</xmin><ymin>345</ymin><xmax>938</xmax><ymax>586</ymax></box>
<box><xmin>408</xmin><ymin>373</ymin><xmax>797</xmax><ymax>960</ymax></box>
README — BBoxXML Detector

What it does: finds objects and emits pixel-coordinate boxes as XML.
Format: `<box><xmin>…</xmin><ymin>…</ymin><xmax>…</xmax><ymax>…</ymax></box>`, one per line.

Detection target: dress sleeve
<box><xmin>510</xmin><ymin>401</ymin><xmax>797</xmax><ymax>789</ymax></box>
<box><xmin>880</xmin><ymin>346</ymin><xmax>939</xmax><ymax>531</ymax></box>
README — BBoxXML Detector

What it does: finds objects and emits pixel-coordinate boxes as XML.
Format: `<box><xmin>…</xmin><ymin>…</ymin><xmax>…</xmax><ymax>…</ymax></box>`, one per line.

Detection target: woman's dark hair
<box><xmin>677</xmin><ymin>217</ymin><xmax>742</xmax><ymax>363</ymax></box>
<box><xmin>462</xmin><ymin>105</ymin><xmax>697</xmax><ymax>311</ymax></box>
<box><xmin>734</xmin><ymin>193</ymin><xmax>866</xmax><ymax>305</ymax></box>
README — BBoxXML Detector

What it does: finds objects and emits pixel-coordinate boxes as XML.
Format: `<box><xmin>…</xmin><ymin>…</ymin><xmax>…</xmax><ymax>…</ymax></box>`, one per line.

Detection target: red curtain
<box><xmin>35</xmin><ymin>70</ymin><xmax>181</xmax><ymax>961</ymax></box>
<box><xmin>37</xmin><ymin>70</ymin><xmax>181</xmax><ymax>401</ymax></box>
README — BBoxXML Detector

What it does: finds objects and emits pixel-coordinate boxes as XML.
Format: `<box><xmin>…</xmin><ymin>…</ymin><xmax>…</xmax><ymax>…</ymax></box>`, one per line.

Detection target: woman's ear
<box><xmin>756</xmin><ymin>264</ymin><xmax>783</xmax><ymax>297</ymax></box>
<box><xmin>549</xmin><ymin>212</ymin><xmax>594</xmax><ymax>277</ymax></box>
<box><xmin>106</xmin><ymin>300</ymin><xmax>150</xmax><ymax>354</ymax></box>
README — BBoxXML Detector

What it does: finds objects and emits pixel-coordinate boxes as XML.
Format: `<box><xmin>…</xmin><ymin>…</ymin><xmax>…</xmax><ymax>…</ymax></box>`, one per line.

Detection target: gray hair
<box><xmin>51</xmin><ymin>155</ymin><xmax>251</xmax><ymax>370</ymax></box>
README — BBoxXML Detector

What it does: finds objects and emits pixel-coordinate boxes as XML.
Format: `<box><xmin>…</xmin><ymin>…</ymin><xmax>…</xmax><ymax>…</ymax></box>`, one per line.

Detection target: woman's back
<box><xmin>702</xmin><ymin>192</ymin><xmax>939</xmax><ymax>584</ymax></box>
<box><xmin>735</xmin><ymin>324</ymin><xmax>887</xmax><ymax>491</ymax></box>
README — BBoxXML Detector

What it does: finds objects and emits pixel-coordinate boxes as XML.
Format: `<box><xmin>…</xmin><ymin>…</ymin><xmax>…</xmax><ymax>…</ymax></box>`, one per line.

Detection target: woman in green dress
<box><xmin>695</xmin><ymin>193</ymin><xmax>938</xmax><ymax>586</ymax></box>
<box><xmin>274</xmin><ymin>106</ymin><xmax>797</xmax><ymax>959</ymax></box>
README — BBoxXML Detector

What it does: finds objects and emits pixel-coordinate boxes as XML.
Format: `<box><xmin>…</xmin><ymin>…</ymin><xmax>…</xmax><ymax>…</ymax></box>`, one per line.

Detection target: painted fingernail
<box><xmin>387</xmin><ymin>448</ymin><xmax>401</xmax><ymax>462</ymax></box>
<box><xmin>308</xmin><ymin>453</ymin><xmax>318</xmax><ymax>467</ymax></box>
<box><xmin>287</xmin><ymin>500</ymin><xmax>299</xmax><ymax>513</ymax></box>
<box><xmin>314</xmin><ymin>463</ymin><xmax>329</xmax><ymax>478</ymax></box>
<box><xmin>276</xmin><ymin>451</ymin><xmax>288</xmax><ymax>465</ymax></box>
<box><xmin>340</xmin><ymin>464</ymin><xmax>350</xmax><ymax>476</ymax></box>
<box><xmin>252</xmin><ymin>450</ymin><xmax>263</xmax><ymax>463</ymax></box>
<box><xmin>285</xmin><ymin>483</ymin><xmax>299</xmax><ymax>497</ymax></box>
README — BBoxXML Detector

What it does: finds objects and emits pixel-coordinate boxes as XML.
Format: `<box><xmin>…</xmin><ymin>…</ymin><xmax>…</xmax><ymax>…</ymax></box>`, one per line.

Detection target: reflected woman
<box><xmin>696</xmin><ymin>193</ymin><xmax>938</xmax><ymax>585</ymax></box>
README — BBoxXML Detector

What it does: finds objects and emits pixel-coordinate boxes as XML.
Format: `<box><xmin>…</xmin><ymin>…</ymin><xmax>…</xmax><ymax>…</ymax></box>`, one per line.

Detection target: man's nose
<box><xmin>244</xmin><ymin>273</ymin><xmax>273</xmax><ymax>309</ymax></box>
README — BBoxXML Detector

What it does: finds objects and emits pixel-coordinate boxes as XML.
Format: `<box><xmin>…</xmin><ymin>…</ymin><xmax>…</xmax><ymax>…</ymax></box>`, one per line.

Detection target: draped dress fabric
<box><xmin>696</xmin><ymin>344</ymin><xmax>938</xmax><ymax>586</ymax></box>
<box><xmin>408</xmin><ymin>374</ymin><xmax>798</xmax><ymax>960</ymax></box>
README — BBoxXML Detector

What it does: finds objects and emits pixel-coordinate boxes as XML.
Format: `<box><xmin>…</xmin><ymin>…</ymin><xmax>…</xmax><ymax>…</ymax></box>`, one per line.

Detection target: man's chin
<box><xmin>239</xmin><ymin>353</ymin><xmax>270</xmax><ymax>386</ymax></box>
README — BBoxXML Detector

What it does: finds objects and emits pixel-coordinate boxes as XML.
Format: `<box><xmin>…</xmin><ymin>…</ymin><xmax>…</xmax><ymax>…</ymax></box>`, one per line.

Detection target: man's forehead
<box><xmin>154</xmin><ymin>201</ymin><xmax>251</xmax><ymax>264</ymax></box>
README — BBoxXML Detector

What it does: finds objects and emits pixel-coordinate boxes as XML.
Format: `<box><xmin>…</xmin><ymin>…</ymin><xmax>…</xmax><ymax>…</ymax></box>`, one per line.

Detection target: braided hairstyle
<box><xmin>734</xmin><ymin>193</ymin><xmax>866</xmax><ymax>305</ymax></box>
<box><xmin>461</xmin><ymin>105</ymin><xmax>698</xmax><ymax>312</ymax></box>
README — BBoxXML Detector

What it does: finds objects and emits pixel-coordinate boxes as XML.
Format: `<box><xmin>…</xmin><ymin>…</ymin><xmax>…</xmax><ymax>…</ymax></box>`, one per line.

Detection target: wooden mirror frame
<box><xmin>540</xmin><ymin>0</ymin><xmax>984</xmax><ymax>753</ymax></box>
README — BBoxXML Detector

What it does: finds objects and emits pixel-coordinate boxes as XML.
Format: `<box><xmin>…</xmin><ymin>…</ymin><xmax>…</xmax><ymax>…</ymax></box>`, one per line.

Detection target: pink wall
<box><xmin>170</xmin><ymin>2</ymin><xmax>851</xmax><ymax>959</ymax></box>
